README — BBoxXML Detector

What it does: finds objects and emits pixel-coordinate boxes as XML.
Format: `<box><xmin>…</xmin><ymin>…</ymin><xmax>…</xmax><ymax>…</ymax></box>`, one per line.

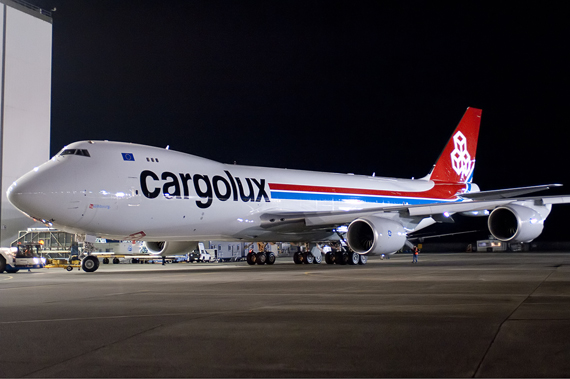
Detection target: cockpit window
<box><xmin>60</xmin><ymin>149</ymin><xmax>90</xmax><ymax>157</ymax></box>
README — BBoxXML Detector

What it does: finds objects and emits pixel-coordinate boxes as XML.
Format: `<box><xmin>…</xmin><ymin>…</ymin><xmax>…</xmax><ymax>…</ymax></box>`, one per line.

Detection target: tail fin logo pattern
<box><xmin>428</xmin><ymin>107</ymin><xmax>481</xmax><ymax>184</ymax></box>
<box><xmin>451</xmin><ymin>131</ymin><xmax>474</xmax><ymax>182</ymax></box>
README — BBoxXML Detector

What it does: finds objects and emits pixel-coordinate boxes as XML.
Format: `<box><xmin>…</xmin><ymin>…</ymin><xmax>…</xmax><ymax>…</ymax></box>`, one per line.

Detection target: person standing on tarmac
<box><xmin>412</xmin><ymin>246</ymin><xmax>419</xmax><ymax>263</ymax></box>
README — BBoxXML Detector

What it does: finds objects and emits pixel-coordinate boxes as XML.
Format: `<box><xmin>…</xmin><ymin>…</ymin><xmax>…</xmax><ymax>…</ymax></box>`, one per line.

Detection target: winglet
<box><xmin>428</xmin><ymin>107</ymin><xmax>481</xmax><ymax>183</ymax></box>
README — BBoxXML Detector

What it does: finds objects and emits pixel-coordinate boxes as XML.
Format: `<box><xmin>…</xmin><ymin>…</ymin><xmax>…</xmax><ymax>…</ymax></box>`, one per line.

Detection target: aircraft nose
<box><xmin>7</xmin><ymin>168</ymin><xmax>53</xmax><ymax>222</ymax></box>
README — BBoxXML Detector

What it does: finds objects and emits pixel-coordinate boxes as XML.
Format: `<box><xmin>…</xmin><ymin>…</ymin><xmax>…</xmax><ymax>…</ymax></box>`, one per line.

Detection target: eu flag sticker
<box><xmin>122</xmin><ymin>153</ymin><xmax>135</xmax><ymax>161</ymax></box>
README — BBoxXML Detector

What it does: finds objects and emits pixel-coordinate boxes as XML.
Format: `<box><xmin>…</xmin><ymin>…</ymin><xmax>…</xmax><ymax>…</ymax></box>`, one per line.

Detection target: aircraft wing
<box><xmin>461</xmin><ymin>184</ymin><xmax>562</xmax><ymax>200</ymax></box>
<box><xmin>407</xmin><ymin>229</ymin><xmax>481</xmax><ymax>240</ymax></box>
<box><xmin>407</xmin><ymin>194</ymin><xmax>570</xmax><ymax>217</ymax></box>
<box><xmin>260</xmin><ymin>194</ymin><xmax>570</xmax><ymax>230</ymax></box>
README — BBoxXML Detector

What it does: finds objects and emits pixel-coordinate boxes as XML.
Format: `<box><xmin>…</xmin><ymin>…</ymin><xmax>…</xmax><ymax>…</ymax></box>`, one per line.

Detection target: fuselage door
<box><xmin>127</xmin><ymin>177</ymin><xmax>141</xmax><ymax>207</ymax></box>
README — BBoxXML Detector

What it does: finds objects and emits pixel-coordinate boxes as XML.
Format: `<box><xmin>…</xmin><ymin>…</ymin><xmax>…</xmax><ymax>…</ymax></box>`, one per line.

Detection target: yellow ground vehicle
<box><xmin>44</xmin><ymin>255</ymin><xmax>82</xmax><ymax>271</ymax></box>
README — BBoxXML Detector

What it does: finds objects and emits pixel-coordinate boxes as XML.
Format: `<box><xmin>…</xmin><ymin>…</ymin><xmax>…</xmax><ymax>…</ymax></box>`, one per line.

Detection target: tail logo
<box><xmin>450</xmin><ymin>131</ymin><xmax>474</xmax><ymax>181</ymax></box>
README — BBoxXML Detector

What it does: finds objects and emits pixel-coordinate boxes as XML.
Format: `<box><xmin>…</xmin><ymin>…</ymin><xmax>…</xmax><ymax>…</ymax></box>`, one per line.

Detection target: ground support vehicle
<box><xmin>188</xmin><ymin>250</ymin><xmax>212</xmax><ymax>262</ymax></box>
<box><xmin>186</xmin><ymin>242</ymin><xmax>213</xmax><ymax>263</ymax></box>
<box><xmin>44</xmin><ymin>257</ymin><xmax>81</xmax><ymax>271</ymax></box>
<box><xmin>0</xmin><ymin>243</ymin><xmax>46</xmax><ymax>273</ymax></box>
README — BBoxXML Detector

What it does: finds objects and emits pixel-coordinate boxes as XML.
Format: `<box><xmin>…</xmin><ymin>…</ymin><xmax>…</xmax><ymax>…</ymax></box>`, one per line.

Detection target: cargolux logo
<box><xmin>140</xmin><ymin>170</ymin><xmax>270</xmax><ymax>209</ymax></box>
<box><xmin>450</xmin><ymin>131</ymin><xmax>474</xmax><ymax>181</ymax></box>
<box><xmin>89</xmin><ymin>204</ymin><xmax>111</xmax><ymax>210</ymax></box>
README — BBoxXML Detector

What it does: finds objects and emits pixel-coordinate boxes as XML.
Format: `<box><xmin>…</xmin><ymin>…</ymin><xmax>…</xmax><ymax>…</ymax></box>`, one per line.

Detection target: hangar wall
<box><xmin>0</xmin><ymin>0</ymin><xmax>52</xmax><ymax>246</ymax></box>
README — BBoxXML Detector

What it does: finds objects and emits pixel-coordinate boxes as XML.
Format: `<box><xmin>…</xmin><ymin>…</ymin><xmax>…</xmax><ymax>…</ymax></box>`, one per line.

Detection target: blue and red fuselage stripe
<box><xmin>268</xmin><ymin>183</ymin><xmax>467</xmax><ymax>205</ymax></box>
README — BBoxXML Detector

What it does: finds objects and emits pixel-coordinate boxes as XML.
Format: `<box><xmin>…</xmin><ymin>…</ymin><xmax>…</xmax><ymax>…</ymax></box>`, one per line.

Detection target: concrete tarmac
<box><xmin>1</xmin><ymin>252</ymin><xmax>570</xmax><ymax>378</ymax></box>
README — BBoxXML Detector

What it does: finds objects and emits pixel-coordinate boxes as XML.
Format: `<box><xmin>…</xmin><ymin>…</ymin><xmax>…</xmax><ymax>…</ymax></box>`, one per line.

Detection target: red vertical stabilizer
<box><xmin>429</xmin><ymin>107</ymin><xmax>481</xmax><ymax>183</ymax></box>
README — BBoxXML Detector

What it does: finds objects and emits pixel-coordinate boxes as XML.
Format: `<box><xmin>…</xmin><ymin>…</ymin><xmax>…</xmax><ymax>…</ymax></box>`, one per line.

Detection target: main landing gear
<box><xmin>302</xmin><ymin>249</ymin><xmax>367</xmax><ymax>265</ymax></box>
<box><xmin>313</xmin><ymin>231</ymin><xmax>369</xmax><ymax>266</ymax></box>
<box><xmin>293</xmin><ymin>251</ymin><xmax>323</xmax><ymax>264</ymax></box>
<box><xmin>246</xmin><ymin>251</ymin><xmax>276</xmax><ymax>265</ymax></box>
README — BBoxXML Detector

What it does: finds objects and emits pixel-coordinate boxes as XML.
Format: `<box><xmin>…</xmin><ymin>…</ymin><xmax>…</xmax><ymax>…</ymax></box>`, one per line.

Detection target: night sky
<box><xmin>28</xmin><ymin>1</ymin><xmax>569</xmax><ymax>240</ymax></box>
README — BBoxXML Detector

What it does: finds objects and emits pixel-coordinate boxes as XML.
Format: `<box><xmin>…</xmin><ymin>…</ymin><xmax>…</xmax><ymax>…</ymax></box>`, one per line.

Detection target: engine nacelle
<box><xmin>347</xmin><ymin>217</ymin><xmax>406</xmax><ymax>255</ymax></box>
<box><xmin>144</xmin><ymin>241</ymin><xmax>199</xmax><ymax>256</ymax></box>
<box><xmin>488</xmin><ymin>204</ymin><xmax>550</xmax><ymax>242</ymax></box>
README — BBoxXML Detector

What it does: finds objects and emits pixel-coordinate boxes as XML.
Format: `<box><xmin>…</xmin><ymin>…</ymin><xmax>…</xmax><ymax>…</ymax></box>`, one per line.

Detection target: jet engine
<box><xmin>488</xmin><ymin>204</ymin><xmax>550</xmax><ymax>242</ymax></box>
<box><xmin>144</xmin><ymin>241</ymin><xmax>199</xmax><ymax>256</ymax></box>
<box><xmin>346</xmin><ymin>216</ymin><xmax>407</xmax><ymax>255</ymax></box>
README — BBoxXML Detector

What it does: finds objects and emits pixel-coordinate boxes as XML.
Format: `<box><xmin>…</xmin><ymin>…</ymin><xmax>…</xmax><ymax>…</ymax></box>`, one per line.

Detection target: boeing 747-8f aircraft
<box><xmin>6</xmin><ymin>108</ymin><xmax>570</xmax><ymax>272</ymax></box>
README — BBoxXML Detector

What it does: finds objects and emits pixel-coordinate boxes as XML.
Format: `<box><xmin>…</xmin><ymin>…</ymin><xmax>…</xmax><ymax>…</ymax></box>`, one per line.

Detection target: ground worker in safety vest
<box><xmin>412</xmin><ymin>246</ymin><xmax>419</xmax><ymax>263</ymax></box>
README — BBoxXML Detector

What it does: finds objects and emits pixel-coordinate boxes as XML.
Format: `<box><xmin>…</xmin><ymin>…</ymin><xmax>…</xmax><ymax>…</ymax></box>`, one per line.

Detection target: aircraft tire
<box><xmin>304</xmin><ymin>253</ymin><xmax>314</xmax><ymax>264</ymax></box>
<box><xmin>358</xmin><ymin>254</ymin><xmax>368</xmax><ymax>265</ymax></box>
<box><xmin>246</xmin><ymin>253</ymin><xmax>256</xmax><ymax>265</ymax></box>
<box><xmin>266</xmin><ymin>253</ymin><xmax>276</xmax><ymax>265</ymax></box>
<box><xmin>335</xmin><ymin>251</ymin><xmax>348</xmax><ymax>265</ymax></box>
<box><xmin>325</xmin><ymin>252</ymin><xmax>334</xmax><ymax>264</ymax></box>
<box><xmin>103</xmin><ymin>258</ymin><xmax>109</xmax><ymax>264</ymax></box>
<box><xmin>293</xmin><ymin>252</ymin><xmax>303</xmax><ymax>264</ymax></box>
<box><xmin>113</xmin><ymin>258</ymin><xmax>120</xmax><ymax>264</ymax></box>
<box><xmin>0</xmin><ymin>256</ymin><xmax>6</xmax><ymax>273</ymax></box>
<box><xmin>348</xmin><ymin>251</ymin><xmax>360</xmax><ymax>265</ymax></box>
<box><xmin>313</xmin><ymin>253</ymin><xmax>322</xmax><ymax>264</ymax></box>
<box><xmin>256</xmin><ymin>252</ymin><xmax>266</xmax><ymax>265</ymax></box>
<box><xmin>81</xmin><ymin>256</ymin><xmax>99</xmax><ymax>273</ymax></box>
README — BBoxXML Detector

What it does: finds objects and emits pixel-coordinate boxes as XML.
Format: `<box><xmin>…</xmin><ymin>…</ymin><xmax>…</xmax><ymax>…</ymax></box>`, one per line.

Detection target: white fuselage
<box><xmin>7</xmin><ymin>141</ymin><xmax>464</xmax><ymax>242</ymax></box>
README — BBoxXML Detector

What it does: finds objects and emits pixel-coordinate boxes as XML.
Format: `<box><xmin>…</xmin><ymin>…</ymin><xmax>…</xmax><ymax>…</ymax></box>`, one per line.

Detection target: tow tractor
<box><xmin>44</xmin><ymin>255</ymin><xmax>82</xmax><ymax>271</ymax></box>
<box><xmin>0</xmin><ymin>243</ymin><xmax>46</xmax><ymax>273</ymax></box>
